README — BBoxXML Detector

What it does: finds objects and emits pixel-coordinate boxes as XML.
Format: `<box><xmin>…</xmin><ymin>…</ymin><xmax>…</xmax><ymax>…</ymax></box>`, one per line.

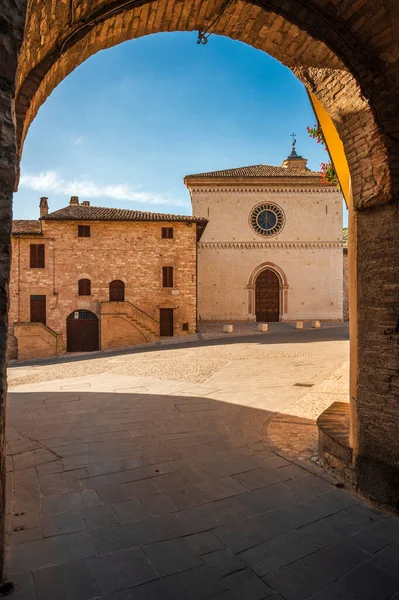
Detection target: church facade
<box><xmin>185</xmin><ymin>148</ymin><xmax>344</xmax><ymax>323</ymax></box>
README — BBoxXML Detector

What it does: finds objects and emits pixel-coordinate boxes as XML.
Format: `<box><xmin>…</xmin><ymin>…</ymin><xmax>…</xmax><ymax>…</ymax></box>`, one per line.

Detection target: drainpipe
<box><xmin>17</xmin><ymin>236</ymin><xmax>21</xmax><ymax>322</ymax></box>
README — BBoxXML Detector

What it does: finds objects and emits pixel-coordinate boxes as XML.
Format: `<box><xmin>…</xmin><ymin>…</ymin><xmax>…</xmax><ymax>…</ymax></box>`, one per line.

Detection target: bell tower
<box><xmin>281</xmin><ymin>133</ymin><xmax>308</xmax><ymax>170</ymax></box>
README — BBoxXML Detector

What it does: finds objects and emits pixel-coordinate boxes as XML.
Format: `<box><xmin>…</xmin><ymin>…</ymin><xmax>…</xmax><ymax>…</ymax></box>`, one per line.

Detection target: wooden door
<box><xmin>159</xmin><ymin>308</ymin><xmax>174</xmax><ymax>336</ymax></box>
<box><xmin>67</xmin><ymin>310</ymin><xmax>99</xmax><ymax>352</ymax></box>
<box><xmin>30</xmin><ymin>295</ymin><xmax>46</xmax><ymax>325</ymax></box>
<box><xmin>255</xmin><ymin>270</ymin><xmax>280</xmax><ymax>322</ymax></box>
<box><xmin>109</xmin><ymin>280</ymin><xmax>125</xmax><ymax>301</ymax></box>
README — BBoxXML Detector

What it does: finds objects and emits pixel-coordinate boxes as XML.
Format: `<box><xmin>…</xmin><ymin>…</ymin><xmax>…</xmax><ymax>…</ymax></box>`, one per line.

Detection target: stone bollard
<box><xmin>258</xmin><ymin>323</ymin><xmax>268</xmax><ymax>332</ymax></box>
<box><xmin>296</xmin><ymin>321</ymin><xmax>304</xmax><ymax>329</ymax></box>
<box><xmin>223</xmin><ymin>324</ymin><xmax>233</xmax><ymax>333</ymax></box>
<box><xmin>312</xmin><ymin>320</ymin><xmax>321</xmax><ymax>328</ymax></box>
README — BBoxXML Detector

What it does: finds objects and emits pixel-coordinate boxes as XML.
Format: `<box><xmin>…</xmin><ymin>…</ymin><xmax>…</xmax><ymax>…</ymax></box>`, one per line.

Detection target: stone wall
<box><xmin>356</xmin><ymin>203</ymin><xmax>399</xmax><ymax>508</ymax></box>
<box><xmin>197</xmin><ymin>245</ymin><xmax>343</xmax><ymax>322</ymax></box>
<box><xmin>0</xmin><ymin>0</ymin><xmax>29</xmax><ymax>582</ymax></box>
<box><xmin>9</xmin><ymin>220</ymin><xmax>198</xmax><ymax>358</ymax></box>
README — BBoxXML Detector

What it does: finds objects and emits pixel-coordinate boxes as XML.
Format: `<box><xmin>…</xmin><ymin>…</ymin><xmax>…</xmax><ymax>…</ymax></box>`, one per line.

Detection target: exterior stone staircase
<box><xmin>13</xmin><ymin>322</ymin><xmax>62</xmax><ymax>360</ymax></box>
<box><xmin>100</xmin><ymin>301</ymin><xmax>160</xmax><ymax>348</ymax></box>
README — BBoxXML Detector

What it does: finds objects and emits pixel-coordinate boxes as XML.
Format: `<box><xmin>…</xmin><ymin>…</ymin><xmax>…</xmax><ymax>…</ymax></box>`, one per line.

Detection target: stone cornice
<box><xmin>190</xmin><ymin>187</ymin><xmax>340</xmax><ymax>194</ymax></box>
<box><xmin>198</xmin><ymin>241</ymin><xmax>345</xmax><ymax>249</ymax></box>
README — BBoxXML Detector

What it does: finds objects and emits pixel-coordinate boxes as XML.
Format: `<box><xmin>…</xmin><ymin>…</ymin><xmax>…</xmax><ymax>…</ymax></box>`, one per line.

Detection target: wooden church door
<box><xmin>255</xmin><ymin>270</ymin><xmax>280</xmax><ymax>322</ymax></box>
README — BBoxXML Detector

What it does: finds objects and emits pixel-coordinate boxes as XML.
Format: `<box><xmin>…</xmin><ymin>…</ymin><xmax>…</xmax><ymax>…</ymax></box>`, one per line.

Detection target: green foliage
<box><xmin>306</xmin><ymin>125</ymin><xmax>339</xmax><ymax>188</ymax></box>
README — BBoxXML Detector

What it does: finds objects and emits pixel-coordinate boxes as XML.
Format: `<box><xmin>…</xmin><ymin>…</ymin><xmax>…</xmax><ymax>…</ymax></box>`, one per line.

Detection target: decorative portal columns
<box><xmin>247</xmin><ymin>262</ymin><xmax>289</xmax><ymax>321</ymax></box>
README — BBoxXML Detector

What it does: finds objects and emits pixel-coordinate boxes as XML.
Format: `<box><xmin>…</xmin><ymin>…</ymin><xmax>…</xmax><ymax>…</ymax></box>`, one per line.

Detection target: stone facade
<box><xmin>9</xmin><ymin>199</ymin><xmax>206</xmax><ymax>360</ymax></box>
<box><xmin>186</xmin><ymin>151</ymin><xmax>343</xmax><ymax>323</ymax></box>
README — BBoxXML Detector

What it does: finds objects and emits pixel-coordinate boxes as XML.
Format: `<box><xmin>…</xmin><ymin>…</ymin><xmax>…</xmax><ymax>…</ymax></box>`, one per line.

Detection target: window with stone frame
<box><xmin>78</xmin><ymin>279</ymin><xmax>91</xmax><ymax>296</ymax></box>
<box><xmin>162</xmin><ymin>266</ymin><xmax>174</xmax><ymax>288</ymax></box>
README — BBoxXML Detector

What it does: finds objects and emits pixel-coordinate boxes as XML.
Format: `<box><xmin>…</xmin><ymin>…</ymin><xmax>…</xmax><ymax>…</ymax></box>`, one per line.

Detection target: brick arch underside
<box><xmin>16</xmin><ymin>0</ymin><xmax>396</xmax><ymax>210</ymax></box>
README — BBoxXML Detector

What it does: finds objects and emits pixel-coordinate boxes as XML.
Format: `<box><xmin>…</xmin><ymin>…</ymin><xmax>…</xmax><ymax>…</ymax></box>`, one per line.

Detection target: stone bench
<box><xmin>317</xmin><ymin>401</ymin><xmax>355</xmax><ymax>485</ymax></box>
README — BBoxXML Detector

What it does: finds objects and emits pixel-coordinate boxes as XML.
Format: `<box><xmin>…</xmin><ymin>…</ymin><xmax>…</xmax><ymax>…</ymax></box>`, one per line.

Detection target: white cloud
<box><xmin>19</xmin><ymin>170</ymin><xmax>187</xmax><ymax>207</ymax></box>
<box><xmin>72</xmin><ymin>135</ymin><xmax>85</xmax><ymax>146</ymax></box>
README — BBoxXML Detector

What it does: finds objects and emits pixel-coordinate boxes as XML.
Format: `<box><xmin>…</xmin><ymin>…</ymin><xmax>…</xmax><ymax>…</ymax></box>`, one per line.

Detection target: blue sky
<box><xmin>14</xmin><ymin>32</ymin><xmax>347</xmax><ymax>225</ymax></box>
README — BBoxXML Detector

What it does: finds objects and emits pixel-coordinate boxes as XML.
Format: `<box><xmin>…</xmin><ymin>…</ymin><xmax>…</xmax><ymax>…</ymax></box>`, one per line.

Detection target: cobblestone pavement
<box><xmin>6</xmin><ymin>324</ymin><xmax>399</xmax><ymax>599</ymax></box>
<box><xmin>266</xmin><ymin>361</ymin><xmax>349</xmax><ymax>463</ymax></box>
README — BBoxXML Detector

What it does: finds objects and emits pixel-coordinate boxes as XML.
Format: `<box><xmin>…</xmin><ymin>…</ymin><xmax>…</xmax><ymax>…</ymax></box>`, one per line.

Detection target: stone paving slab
<box><xmin>5</xmin><ymin>328</ymin><xmax>399</xmax><ymax>599</ymax></box>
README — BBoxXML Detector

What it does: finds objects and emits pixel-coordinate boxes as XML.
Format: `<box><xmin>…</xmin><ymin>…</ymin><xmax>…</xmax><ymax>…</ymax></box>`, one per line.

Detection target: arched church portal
<box><xmin>248</xmin><ymin>263</ymin><xmax>288</xmax><ymax>322</ymax></box>
<box><xmin>255</xmin><ymin>269</ymin><xmax>280</xmax><ymax>322</ymax></box>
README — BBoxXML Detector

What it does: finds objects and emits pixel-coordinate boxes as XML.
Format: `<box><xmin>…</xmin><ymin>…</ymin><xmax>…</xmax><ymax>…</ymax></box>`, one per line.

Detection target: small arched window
<box><xmin>78</xmin><ymin>279</ymin><xmax>91</xmax><ymax>296</ymax></box>
<box><xmin>109</xmin><ymin>280</ymin><xmax>125</xmax><ymax>302</ymax></box>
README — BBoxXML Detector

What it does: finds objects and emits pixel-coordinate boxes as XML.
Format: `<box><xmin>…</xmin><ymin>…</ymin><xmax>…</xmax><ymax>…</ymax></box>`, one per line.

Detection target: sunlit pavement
<box><xmin>6</xmin><ymin>324</ymin><xmax>399</xmax><ymax>599</ymax></box>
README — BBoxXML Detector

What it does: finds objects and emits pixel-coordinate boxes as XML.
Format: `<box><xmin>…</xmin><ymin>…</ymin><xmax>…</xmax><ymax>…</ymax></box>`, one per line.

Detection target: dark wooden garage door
<box><xmin>255</xmin><ymin>269</ymin><xmax>280</xmax><ymax>322</ymax></box>
<box><xmin>160</xmin><ymin>308</ymin><xmax>174</xmax><ymax>337</ymax></box>
<box><xmin>67</xmin><ymin>310</ymin><xmax>99</xmax><ymax>352</ymax></box>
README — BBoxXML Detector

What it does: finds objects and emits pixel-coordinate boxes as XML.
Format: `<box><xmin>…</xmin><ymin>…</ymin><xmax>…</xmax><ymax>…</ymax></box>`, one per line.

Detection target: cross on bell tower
<box><xmin>281</xmin><ymin>133</ymin><xmax>308</xmax><ymax>170</ymax></box>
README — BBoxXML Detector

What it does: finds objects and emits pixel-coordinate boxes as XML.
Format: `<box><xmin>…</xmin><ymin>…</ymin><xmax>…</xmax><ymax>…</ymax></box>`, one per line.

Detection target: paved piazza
<box><xmin>6</xmin><ymin>324</ymin><xmax>399</xmax><ymax>599</ymax></box>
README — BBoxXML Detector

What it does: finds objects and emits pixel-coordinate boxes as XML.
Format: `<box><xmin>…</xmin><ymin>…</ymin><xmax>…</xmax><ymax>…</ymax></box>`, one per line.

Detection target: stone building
<box><xmin>9</xmin><ymin>197</ymin><xmax>207</xmax><ymax>360</ymax></box>
<box><xmin>185</xmin><ymin>147</ymin><xmax>344</xmax><ymax>323</ymax></box>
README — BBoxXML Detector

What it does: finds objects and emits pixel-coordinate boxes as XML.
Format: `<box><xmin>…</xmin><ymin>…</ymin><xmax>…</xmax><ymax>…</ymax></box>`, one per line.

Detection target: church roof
<box><xmin>41</xmin><ymin>205</ymin><xmax>207</xmax><ymax>224</ymax></box>
<box><xmin>185</xmin><ymin>163</ymin><xmax>321</xmax><ymax>179</ymax></box>
<box><xmin>12</xmin><ymin>220</ymin><xmax>42</xmax><ymax>235</ymax></box>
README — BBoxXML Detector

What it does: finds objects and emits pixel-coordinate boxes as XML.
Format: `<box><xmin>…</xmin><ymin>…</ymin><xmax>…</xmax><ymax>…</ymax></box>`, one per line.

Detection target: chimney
<box><xmin>70</xmin><ymin>196</ymin><xmax>80</xmax><ymax>206</ymax></box>
<box><xmin>39</xmin><ymin>196</ymin><xmax>49</xmax><ymax>218</ymax></box>
<box><xmin>81</xmin><ymin>201</ymin><xmax>90</xmax><ymax>206</ymax></box>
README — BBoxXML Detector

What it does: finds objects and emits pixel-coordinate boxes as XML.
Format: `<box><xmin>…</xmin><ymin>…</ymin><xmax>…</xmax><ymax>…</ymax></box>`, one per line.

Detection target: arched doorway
<box><xmin>255</xmin><ymin>269</ymin><xmax>280</xmax><ymax>322</ymax></box>
<box><xmin>109</xmin><ymin>280</ymin><xmax>125</xmax><ymax>302</ymax></box>
<box><xmin>66</xmin><ymin>310</ymin><xmax>99</xmax><ymax>352</ymax></box>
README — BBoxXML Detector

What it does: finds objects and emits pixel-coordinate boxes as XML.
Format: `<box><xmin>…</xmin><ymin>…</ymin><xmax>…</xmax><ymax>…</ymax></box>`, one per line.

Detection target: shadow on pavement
<box><xmin>6</xmin><ymin>385</ymin><xmax>397</xmax><ymax>600</ymax></box>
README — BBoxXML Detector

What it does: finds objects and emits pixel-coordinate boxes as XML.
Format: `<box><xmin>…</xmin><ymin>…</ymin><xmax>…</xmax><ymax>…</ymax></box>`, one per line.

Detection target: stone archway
<box><xmin>0</xmin><ymin>5</ymin><xmax>398</xmax><ymax>579</ymax></box>
<box><xmin>14</xmin><ymin>1</ymin><xmax>394</xmax><ymax>210</ymax></box>
<box><xmin>66</xmin><ymin>309</ymin><xmax>99</xmax><ymax>352</ymax></box>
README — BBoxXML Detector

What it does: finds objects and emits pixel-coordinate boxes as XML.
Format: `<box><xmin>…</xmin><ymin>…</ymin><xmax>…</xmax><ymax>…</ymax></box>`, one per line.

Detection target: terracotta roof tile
<box><xmin>12</xmin><ymin>220</ymin><xmax>42</xmax><ymax>234</ymax></box>
<box><xmin>41</xmin><ymin>205</ymin><xmax>207</xmax><ymax>223</ymax></box>
<box><xmin>185</xmin><ymin>164</ymin><xmax>321</xmax><ymax>179</ymax></box>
